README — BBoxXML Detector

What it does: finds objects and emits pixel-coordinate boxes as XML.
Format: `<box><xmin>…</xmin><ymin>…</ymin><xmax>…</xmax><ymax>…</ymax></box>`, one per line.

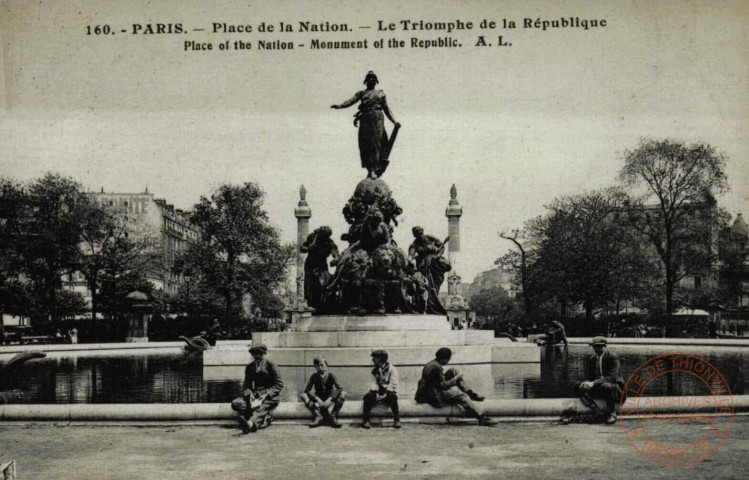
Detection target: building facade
<box><xmin>64</xmin><ymin>191</ymin><xmax>199</xmax><ymax>306</ymax></box>
<box><xmin>720</xmin><ymin>213</ymin><xmax>749</xmax><ymax>308</ymax></box>
<box><xmin>464</xmin><ymin>262</ymin><xmax>518</xmax><ymax>302</ymax></box>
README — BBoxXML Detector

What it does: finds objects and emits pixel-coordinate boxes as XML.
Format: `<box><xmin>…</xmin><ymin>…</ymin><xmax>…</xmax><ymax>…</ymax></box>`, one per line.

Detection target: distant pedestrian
<box><xmin>300</xmin><ymin>357</ymin><xmax>346</xmax><ymax>428</ymax></box>
<box><xmin>231</xmin><ymin>343</ymin><xmax>283</xmax><ymax>434</ymax></box>
<box><xmin>362</xmin><ymin>350</ymin><xmax>400</xmax><ymax>429</ymax></box>
<box><xmin>536</xmin><ymin>320</ymin><xmax>568</xmax><ymax>346</ymax></box>
<box><xmin>708</xmin><ymin>318</ymin><xmax>718</xmax><ymax>339</ymax></box>
<box><xmin>68</xmin><ymin>328</ymin><xmax>78</xmax><ymax>344</ymax></box>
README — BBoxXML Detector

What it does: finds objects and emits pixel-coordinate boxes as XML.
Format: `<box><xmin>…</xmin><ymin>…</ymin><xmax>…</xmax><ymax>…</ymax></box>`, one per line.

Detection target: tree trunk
<box><xmin>585</xmin><ymin>299</ymin><xmax>593</xmax><ymax>321</ymax></box>
<box><xmin>90</xmin><ymin>290</ymin><xmax>98</xmax><ymax>342</ymax></box>
<box><xmin>665</xmin><ymin>274</ymin><xmax>674</xmax><ymax>335</ymax></box>
<box><xmin>224</xmin><ymin>292</ymin><xmax>233</xmax><ymax>323</ymax></box>
<box><xmin>520</xmin><ymin>251</ymin><xmax>533</xmax><ymax>321</ymax></box>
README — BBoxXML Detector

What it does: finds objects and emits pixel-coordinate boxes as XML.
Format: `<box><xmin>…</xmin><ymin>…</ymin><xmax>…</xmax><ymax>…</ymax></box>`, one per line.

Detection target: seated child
<box><xmin>300</xmin><ymin>356</ymin><xmax>347</xmax><ymax>428</ymax></box>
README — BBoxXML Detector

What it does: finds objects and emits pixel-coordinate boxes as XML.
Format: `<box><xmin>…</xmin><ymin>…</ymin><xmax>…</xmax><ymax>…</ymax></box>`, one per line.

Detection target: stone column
<box><xmin>444</xmin><ymin>185</ymin><xmax>473</xmax><ymax>329</ymax></box>
<box><xmin>445</xmin><ymin>184</ymin><xmax>462</xmax><ymax>294</ymax></box>
<box><xmin>286</xmin><ymin>185</ymin><xmax>313</xmax><ymax>326</ymax></box>
<box><xmin>295</xmin><ymin>185</ymin><xmax>311</xmax><ymax>299</ymax></box>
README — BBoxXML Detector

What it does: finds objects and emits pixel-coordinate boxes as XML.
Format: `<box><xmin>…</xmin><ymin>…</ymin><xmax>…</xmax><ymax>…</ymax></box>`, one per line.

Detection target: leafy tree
<box><xmin>0</xmin><ymin>178</ymin><xmax>31</xmax><ymax>317</ymax></box>
<box><xmin>79</xmin><ymin>207</ymin><xmax>161</xmax><ymax>320</ymax></box>
<box><xmin>18</xmin><ymin>173</ymin><xmax>92</xmax><ymax>322</ymax></box>
<box><xmin>170</xmin><ymin>276</ymin><xmax>225</xmax><ymax>321</ymax></box>
<box><xmin>251</xmin><ymin>286</ymin><xmax>288</xmax><ymax>320</ymax></box>
<box><xmin>469</xmin><ymin>286</ymin><xmax>517</xmax><ymax>328</ymax></box>
<box><xmin>178</xmin><ymin>182</ymin><xmax>294</xmax><ymax>322</ymax></box>
<box><xmin>529</xmin><ymin>189</ymin><xmax>657</xmax><ymax>320</ymax></box>
<box><xmin>619</xmin><ymin>139</ymin><xmax>729</xmax><ymax>321</ymax></box>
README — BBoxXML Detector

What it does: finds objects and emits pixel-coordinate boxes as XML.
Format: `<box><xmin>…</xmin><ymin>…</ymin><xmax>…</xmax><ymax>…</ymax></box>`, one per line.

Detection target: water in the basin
<box><xmin>1</xmin><ymin>345</ymin><xmax>746</xmax><ymax>404</ymax></box>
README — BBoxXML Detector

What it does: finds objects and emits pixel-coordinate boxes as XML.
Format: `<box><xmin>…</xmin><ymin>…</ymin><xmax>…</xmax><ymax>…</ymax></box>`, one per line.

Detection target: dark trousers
<box><xmin>231</xmin><ymin>395</ymin><xmax>280</xmax><ymax>425</ymax></box>
<box><xmin>362</xmin><ymin>391</ymin><xmax>399</xmax><ymax>421</ymax></box>
<box><xmin>442</xmin><ymin>368</ymin><xmax>484</xmax><ymax>418</ymax></box>
<box><xmin>300</xmin><ymin>391</ymin><xmax>347</xmax><ymax>418</ymax></box>
<box><xmin>572</xmin><ymin>381</ymin><xmax>621</xmax><ymax>413</ymax></box>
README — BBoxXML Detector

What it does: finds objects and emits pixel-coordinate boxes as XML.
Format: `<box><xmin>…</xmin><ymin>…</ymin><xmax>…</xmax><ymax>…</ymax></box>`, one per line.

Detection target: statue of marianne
<box><xmin>331</xmin><ymin>71</ymin><xmax>401</xmax><ymax>179</ymax></box>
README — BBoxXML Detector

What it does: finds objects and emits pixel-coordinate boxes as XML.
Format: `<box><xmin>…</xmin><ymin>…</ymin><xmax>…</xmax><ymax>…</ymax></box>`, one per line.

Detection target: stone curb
<box><xmin>2</xmin><ymin>396</ymin><xmax>746</xmax><ymax>421</ymax></box>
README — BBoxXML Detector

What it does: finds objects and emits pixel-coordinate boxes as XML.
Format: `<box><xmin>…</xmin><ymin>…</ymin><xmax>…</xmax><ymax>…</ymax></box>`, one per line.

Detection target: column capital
<box><xmin>445</xmin><ymin>184</ymin><xmax>462</xmax><ymax>218</ymax></box>
<box><xmin>295</xmin><ymin>185</ymin><xmax>312</xmax><ymax>219</ymax></box>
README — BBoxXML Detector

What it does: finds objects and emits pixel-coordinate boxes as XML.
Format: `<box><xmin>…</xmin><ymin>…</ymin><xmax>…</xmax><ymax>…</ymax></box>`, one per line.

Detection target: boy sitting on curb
<box><xmin>300</xmin><ymin>356</ymin><xmax>347</xmax><ymax>428</ymax></box>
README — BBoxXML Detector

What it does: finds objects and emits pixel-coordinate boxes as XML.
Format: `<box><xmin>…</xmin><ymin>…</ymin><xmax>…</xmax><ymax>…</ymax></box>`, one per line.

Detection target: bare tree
<box><xmin>619</xmin><ymin>139</ymin><xmax>729</xmax><ymax>322</ymax></box>
<box><xmin>499</xmin><ymin>229</ymin><xmax>534</xmax><ymax>321</ymax></box>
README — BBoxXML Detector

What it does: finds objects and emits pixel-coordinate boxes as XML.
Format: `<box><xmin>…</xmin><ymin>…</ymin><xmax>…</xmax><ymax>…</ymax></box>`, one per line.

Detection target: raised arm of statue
<box><xmin>424</xmin><ymin>234</ymin><xmax>443</xmax><ymax>253</ymax></box>
<box><xmin>331</xmin><ymin>91</ymin><xmax>362</xmax><ymax>109</ymax></box>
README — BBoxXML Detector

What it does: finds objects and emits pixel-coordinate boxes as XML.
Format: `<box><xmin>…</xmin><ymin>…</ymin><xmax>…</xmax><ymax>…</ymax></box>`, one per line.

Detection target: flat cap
<box><xmin>589</xmin><ymin>336</ymin><xmax>608</xmax><ymax>346</ymax></box>
<box><xmin>249</xmin><ymin>343</ymin><xmax>268</xmax><ymax>354</ymax></box>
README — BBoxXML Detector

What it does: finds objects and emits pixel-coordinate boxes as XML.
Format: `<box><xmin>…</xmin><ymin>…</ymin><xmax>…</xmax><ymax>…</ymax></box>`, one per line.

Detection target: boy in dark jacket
<box><xmin>415</xmin><ymin>347</ymin><xmax>495</xmax><ymax>426</ymax></box>
<box><xmin>300</xmin><ymin>356</ymin><xmax>347</xmax><ymax>428</ymax></box>
<box><xmin>572</xmin><ymin>336</ymin><xmax>625</xmax><ymax>424</ymax></box>
<box><xmin>230</xmin><ymin>343</ymin><xmax>284</xmax><ymax>434</ymax></box>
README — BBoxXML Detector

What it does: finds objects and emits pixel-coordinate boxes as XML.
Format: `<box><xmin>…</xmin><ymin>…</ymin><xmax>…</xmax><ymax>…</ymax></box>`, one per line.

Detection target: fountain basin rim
<box><xmin>1</xmin><ymin>396</ymin><xmax>746</xmax><ymax>421</ymax></box>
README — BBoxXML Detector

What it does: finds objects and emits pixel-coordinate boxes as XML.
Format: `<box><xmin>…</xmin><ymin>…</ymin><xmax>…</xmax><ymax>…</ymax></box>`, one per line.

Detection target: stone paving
<box><xmin>1</xmin><ymin>418</ymin><xmax>747</xmax><ymax>479</ymax></box>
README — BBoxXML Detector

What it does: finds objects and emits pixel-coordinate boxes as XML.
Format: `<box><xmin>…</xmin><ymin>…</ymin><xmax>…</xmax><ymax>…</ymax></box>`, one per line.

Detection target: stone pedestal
<box><xmin>290</xmin><ymin>314</ymin><xmax>450</xmax><ymax>332</ymax></box>
<box><xmin>204</xmin><ymin>315</ymin><xmax>540</xmax><ymax>391</ymax></box>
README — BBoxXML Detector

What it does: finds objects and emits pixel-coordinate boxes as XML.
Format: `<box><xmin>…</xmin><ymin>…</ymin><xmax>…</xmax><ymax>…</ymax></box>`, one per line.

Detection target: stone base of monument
<box><xmin>203</xmin><ymin>315</ymin><xmax>540</xmax><ymax>394</ymax></box>
<box><xmin>289</xmin><ymin>314</ymin><xmax>451</xmax><ymax>332</ymax></box>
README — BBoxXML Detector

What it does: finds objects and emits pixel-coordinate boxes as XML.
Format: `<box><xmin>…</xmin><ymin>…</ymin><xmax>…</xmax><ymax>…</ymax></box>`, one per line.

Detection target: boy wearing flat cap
<box><xmin>231</xmin><ymin>343</ymin><xmax>284</xmax><ymax>434</ymax></box>
<box><xmin>572</xmin><ymin>336</ymin><xmax>625</xmax><ymax>424</ymax></box>
<box><xmin>362</xmin><ymin>349</ymin><xmax>400</xmax><ymax>429</ymax></box>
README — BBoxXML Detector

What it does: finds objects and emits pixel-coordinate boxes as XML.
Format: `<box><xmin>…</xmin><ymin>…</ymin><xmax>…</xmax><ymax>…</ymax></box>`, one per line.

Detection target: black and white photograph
<box><xmin>1</xmin><ymin>0</ymin><xmax>748</xmax><ymax>478</ymax></box>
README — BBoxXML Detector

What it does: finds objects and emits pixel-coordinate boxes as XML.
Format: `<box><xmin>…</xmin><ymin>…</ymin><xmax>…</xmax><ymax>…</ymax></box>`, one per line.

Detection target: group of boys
<box><xmin>232</xmin><ymin>336</ymin><xmax>625</xmax><ymax>433</ymax></box>
<box><xmin>231</xmin><ymin>344</ymin><xmax>496</xmax><ymax>434</ymax></box>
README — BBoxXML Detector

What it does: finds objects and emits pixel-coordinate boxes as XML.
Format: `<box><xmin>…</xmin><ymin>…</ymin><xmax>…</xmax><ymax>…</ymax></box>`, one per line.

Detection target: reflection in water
<box><xmin>1</xmin><ymin>345</ymin><xmax>746</xmax><ymax>404</ymax></box>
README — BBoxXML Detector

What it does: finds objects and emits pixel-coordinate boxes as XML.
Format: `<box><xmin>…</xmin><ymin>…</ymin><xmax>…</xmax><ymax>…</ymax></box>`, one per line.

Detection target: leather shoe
<box><xmin>393</xmin><ymin>419</ymin><xmax>402</xmax><ymax>429</ymax></box>
<box><xmin>605</xmin><ymin>413</ymin><xmax>617</xmax><ymax>425</ymax></box>
<box><xmin>361</xmin><ymin>420</ymin><xmax>371</xmax><ymax>429</ymax></box>
<box><xmin>309</xmin><ymin>414</ymin><xmax>324</xmax><ymax>428</ymax></box>
<box><xmin>258</xmin><ymin>416</ymin><xmax>272</xmax><ymax>430</ymax></box>
<box><xmin>330</xmin><ymin>416</ymin><xmax>342</xmax><ymax>428</ymax></box>
<box><xmin>237</xmin><ymin>416</ymin><xmax>251</xmax><ymax>434</ymax></box>
<box><xmin>467</xmin><ymin>391</ymin><xmax>485</xmax><ymax>402</ymax></box>
<box><xmin>478</xmin><ymin>416</ymin><xmax>496</xmax><ymax>427</ymax></box>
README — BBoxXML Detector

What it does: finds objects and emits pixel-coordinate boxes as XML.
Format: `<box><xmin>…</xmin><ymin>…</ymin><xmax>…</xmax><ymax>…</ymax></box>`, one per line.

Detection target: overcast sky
<box><xmin>1</xmin><ymin>0</ymin><xmax>747</xmax><ymax>283</ymax></box>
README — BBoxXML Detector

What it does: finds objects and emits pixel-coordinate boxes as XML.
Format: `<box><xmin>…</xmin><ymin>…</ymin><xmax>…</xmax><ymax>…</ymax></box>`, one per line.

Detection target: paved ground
<box><xmin>1</xmin><ymin>418</ymin><xmax>747</xmax><ymax>479</ymax></box>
